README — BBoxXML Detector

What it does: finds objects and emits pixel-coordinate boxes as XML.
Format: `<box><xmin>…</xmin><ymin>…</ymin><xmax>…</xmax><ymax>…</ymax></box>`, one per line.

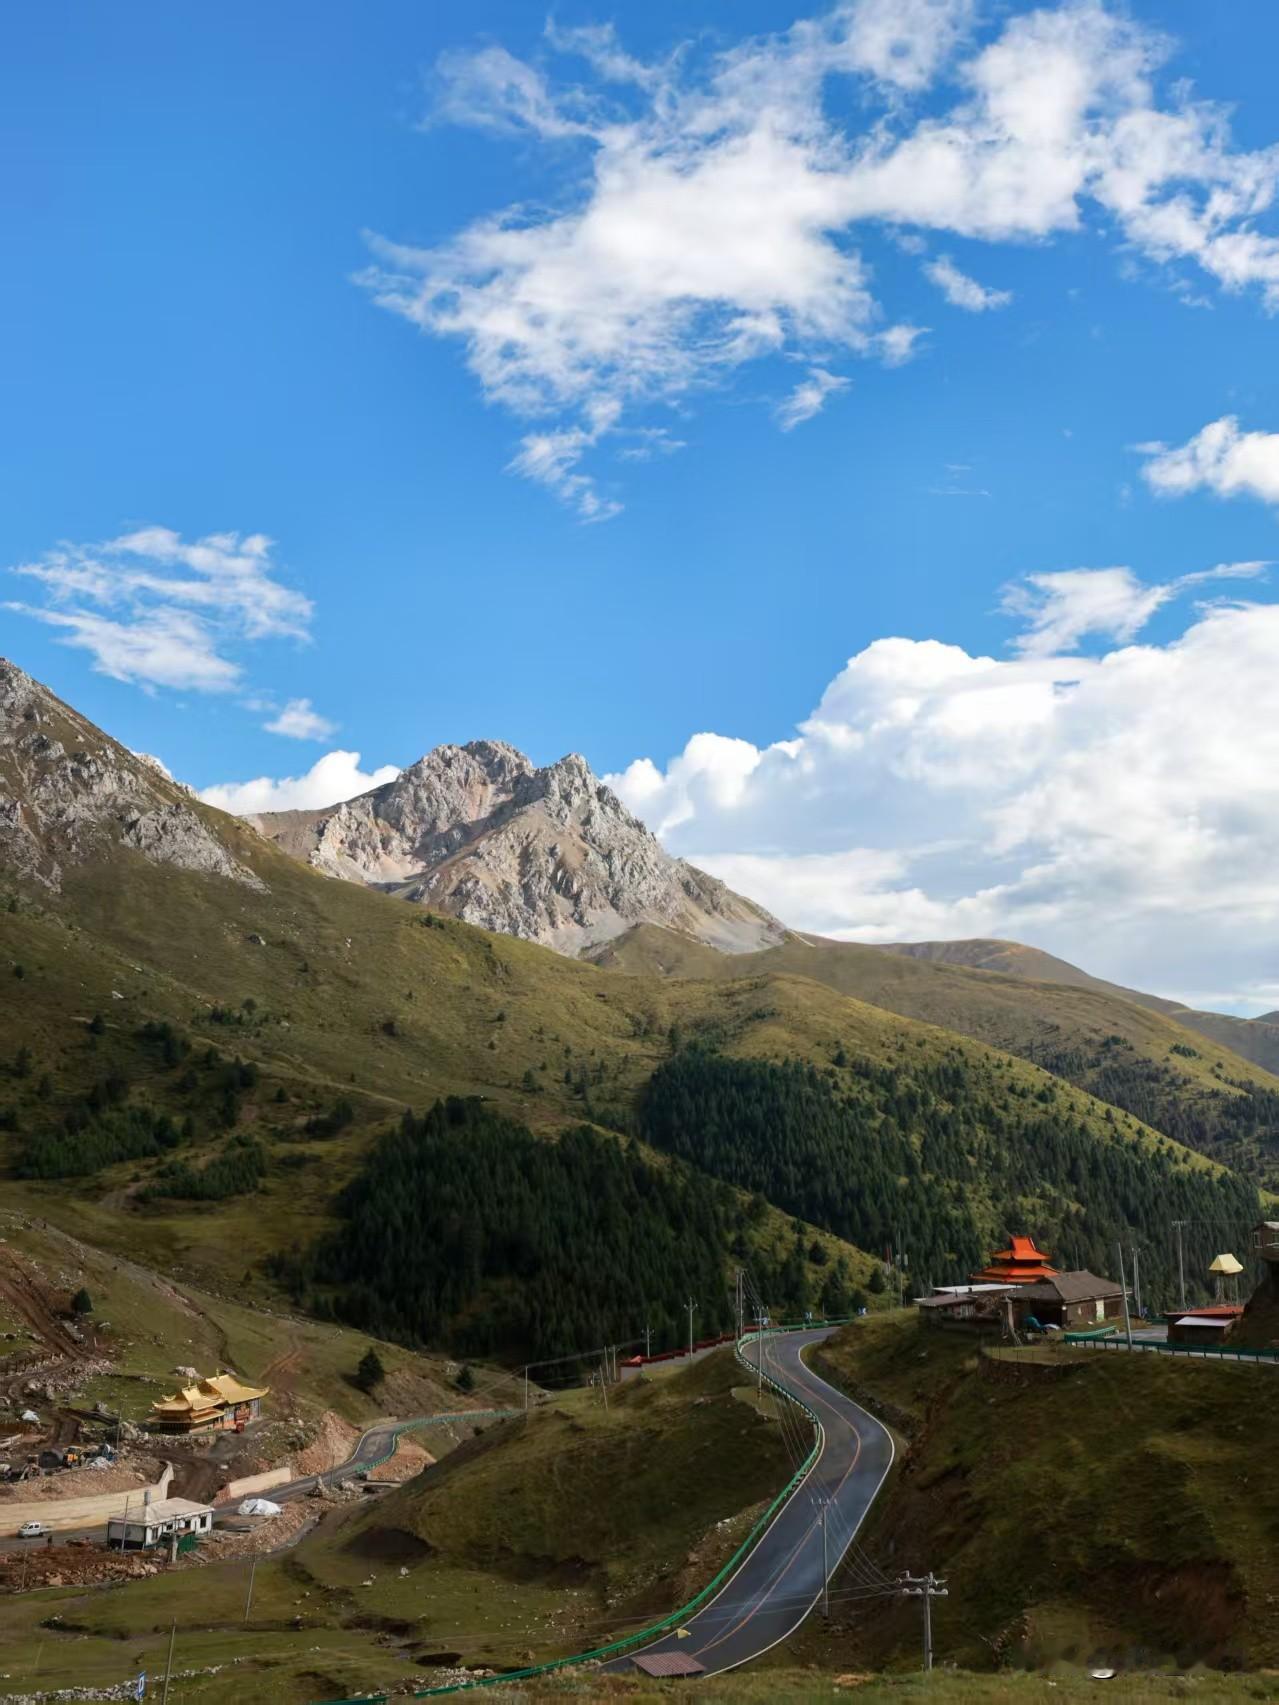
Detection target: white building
<box><xmin>107</xmin><ymin>1496</ymin><xmax>214</xmax><ymax>1550</ymax></box>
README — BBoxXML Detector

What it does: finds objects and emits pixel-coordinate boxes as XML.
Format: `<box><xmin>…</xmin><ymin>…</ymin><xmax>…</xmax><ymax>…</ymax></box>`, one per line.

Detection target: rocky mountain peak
<box><xmin>253</xmin><ymin>735</ymin><xmax>784</xmax><ymax>958</ymax></box>
<box><xmin>0</xmin><ymin>658</ymin><xmax>263</xmax><ymax>893</ymax></box>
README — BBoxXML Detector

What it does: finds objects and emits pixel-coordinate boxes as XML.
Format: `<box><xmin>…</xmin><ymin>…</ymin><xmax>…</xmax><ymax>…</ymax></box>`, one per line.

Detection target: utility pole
<box><xmin>1131</xmin><ymin>1246</ymin><xmax>1142</xmax><ymax>1320</ymax></box>
<box><xmin>244</xmin><ymin>1555</ymin><xmax>257</xmax><ymax>1622</ymax></box>
<box><xmin>734</xmin><ymin>1267</ymin><xmax>744</xmax><ymax>1343</ymax></box>
<box><xmin>1116</xmin><ymin>1242</ymin><xmax>1133</xmax><ymax>1349</ymax></box>
<box><xmin>898</xmin><ymin>1573</ymin><xmax>947</xmax><ymax>1671</ymax></box>
<box><xmin>1172</xmin><ymin>1220</ymin><xmax>1188</xmax><ymax>1312</ymax></box>
<box><xmin>599</xmin><ymin>1362</ymin><xmax>610</xmax><ymax>1411</ymax></box>
<box><xmin>160</xmin><ymin>1619</ymin><xmax>177</xmax><ymax>1705</ymax></box>
<box><xmin>686</xmin><ymin>1297</ymin><xmax>697</xmax><ymax>1358</ymax></box>
<box><xmin>644</xmin><ymin>1322</ymin><xmax>652</xmax><ymax>1360</ymax></box>
<box><xmin>754</xmin><ymin>1310</ymin><xmax>768</xmax><ymax>1397</ymax></box>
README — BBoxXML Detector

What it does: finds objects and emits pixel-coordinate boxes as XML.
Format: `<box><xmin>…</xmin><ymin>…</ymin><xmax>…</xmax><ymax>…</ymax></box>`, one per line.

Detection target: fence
<box><xmin>312</xmin><ymin>1323</ymin><xmax>847</xmax><ymax>1705</ymax></box>
<box><xmin>1062</xmin><ymin>1332</ymin><xmax>1279</xmax><ymax>1364</ymax></box>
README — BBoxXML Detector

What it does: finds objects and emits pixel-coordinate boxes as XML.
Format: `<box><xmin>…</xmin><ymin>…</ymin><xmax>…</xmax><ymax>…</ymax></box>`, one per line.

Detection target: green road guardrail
<box><xmin>1062</xmin><ymin>1333</ymin><xmax>1279</xmax><ymax>1362</ymax></box>
<box><xmin>350</xmin><ymin>1411</ymin><xmax>522</xmax><ymax>1477</ymax></box>
<box><xmin>313</xmin><ymin>1321</ymin><xmax>856</xmax><ymax>1704</ymax></box>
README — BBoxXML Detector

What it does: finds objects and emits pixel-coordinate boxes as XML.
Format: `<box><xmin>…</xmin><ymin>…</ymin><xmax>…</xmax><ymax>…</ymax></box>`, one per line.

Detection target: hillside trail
<box><xmin>0</xmin><ymin>1245</ymin><xmax>89</xmax><ymax>1440</ymax></box>
<box><xmin>0</xmin><ymin>1212</ymin><xmax>234</xmax><ymax>1369</ymax></box>
<box><xmin>0</xmin><ymin>1246</ymin><xmax>82</xmax><ymax>1356</ymax></box>
<box><xmin>260</xmin><ymin>1343</ymin><xmax>303</xmax><ymax>1391</ymax></box>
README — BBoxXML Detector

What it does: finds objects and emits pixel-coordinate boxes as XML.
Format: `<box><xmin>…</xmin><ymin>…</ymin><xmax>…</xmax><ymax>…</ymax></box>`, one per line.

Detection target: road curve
<box><xmin>603</xmin><ymin>1327</ymin><xmax>894</xmax><ymax>1678</ymax></box>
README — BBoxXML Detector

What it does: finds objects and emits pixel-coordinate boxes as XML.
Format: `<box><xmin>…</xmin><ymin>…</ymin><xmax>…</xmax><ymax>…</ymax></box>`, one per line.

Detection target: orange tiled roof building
<box><xmin>971</xmin><ymin>1234</ymin><xmax>1058</xmax><ymax>1286</ymax></box>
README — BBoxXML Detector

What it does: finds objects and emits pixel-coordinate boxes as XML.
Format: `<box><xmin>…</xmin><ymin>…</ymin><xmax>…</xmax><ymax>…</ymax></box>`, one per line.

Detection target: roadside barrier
<box><xmin>312</xmin><ymin>1323</ymin><xmax>847</xmax><ymax>1704</ymax></box>
<box><xmin>1062</xmin><ymin>1333</ymin><xmax>1279</xmax><ymax>1363</ymax></box>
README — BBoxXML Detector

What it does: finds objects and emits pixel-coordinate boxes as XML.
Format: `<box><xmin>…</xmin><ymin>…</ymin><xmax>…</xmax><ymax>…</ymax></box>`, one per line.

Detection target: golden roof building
<box><xmin>149</xmin><ymin>1372</ymin><xmax>268</xmax><ymax>1433</ymax></box>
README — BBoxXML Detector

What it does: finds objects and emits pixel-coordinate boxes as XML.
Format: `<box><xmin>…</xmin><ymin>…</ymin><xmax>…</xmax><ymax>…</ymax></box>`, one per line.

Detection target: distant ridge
<box><xmin>878</xmin><ymin>937</ymin><xmax>1279</xmax><ymax>1077</ymax></box>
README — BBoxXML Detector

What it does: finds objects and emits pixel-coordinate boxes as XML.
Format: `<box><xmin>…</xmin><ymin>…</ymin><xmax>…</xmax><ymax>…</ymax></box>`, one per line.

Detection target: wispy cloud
<box><xmin>775</xmin><ymin>367</ymin><xmax>850</xmax><ymax>430</ymax></box>
<box><xmin>507</xmin><ymin>396</ymin><xmax>623</xmax><ymax>520</ymax></box>
<box><xmin>1001</xmin><ymin>561</ymin><xmax>1268</xmax><ymax>656</ymax></box>
<box><xmin>5</xmin><ymin>527</ymin><xmax>312</xmax><ymax>693</ymax></box>
<box><xmin>924</xmin><ymin>255</ymin><xmax>1012</xmax><ymax>311</ymax></box>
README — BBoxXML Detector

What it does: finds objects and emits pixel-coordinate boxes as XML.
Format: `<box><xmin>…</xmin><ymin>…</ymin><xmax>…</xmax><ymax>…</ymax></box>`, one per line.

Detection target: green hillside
<box><xmin>0</xmin><ymin>1350</ymin><xmax>797</xmax><ymax>1700</ymax></box>
<box><xmin>880</xmin><ymin>936</ymin><xmax>1279</xmax><ymax>1077</ymax></box>
<box><xmin>1</xmin><ymin>797</ymin><xmax>1265</xmax><ymax>1349</ymax></box>
<box><xmin>594</xmin><ymin>924</ymin><xmax>1279</xmax><ymax>1185</ymax></box>
<box><xmin>0</xmin><ymin>666</ymin><xmax>1267</xmax><ymax>1361</ymax></box>
<box><xmin>804</xmin><ymin>1314</ymin><xmax>1279</xmax><ymax>1673</ymax></box>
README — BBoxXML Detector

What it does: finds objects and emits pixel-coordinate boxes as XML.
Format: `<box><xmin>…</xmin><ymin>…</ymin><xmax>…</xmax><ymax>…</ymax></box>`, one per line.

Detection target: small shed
<box><xmin>107</xmin><ymin>1497</ymin><xmax>214</xmax><ymax>1550</ymax></box>
<box><xmin>1169</xmin><ymin>1314</ymin><xmax>1238</xmax><ymax>1347</ymax></box>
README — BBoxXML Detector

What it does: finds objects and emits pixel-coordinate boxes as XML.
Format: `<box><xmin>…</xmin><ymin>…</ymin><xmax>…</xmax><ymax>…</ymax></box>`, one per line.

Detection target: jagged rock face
<box><xmin>254</xmin><ymin>741</ymin><xmax>783</xmax><ymax>957</ymax></box>
<box><xmin>0</xmin><ymin>659</ymin><xmax>264</xmax><ymax>893</ymax></box>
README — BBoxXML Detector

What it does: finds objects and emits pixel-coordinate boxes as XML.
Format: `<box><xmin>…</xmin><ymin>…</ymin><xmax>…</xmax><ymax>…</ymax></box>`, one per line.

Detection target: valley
<box><xmin>3</xmin><ymin>656</ymin><xmax>1279</xmax><ymax>1701</ymax></box>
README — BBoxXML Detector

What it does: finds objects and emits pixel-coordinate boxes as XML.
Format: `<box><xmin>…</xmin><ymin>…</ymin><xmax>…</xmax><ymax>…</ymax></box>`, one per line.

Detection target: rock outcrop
<box><xmin>253</xmin><ymin>740</ymin><xmax>783</xmax><ymax>957</ymax></box>
<box><xmin>0</xmin><ymin>658</ymin><xmax>264</xmax><ymax>893</ymax></box>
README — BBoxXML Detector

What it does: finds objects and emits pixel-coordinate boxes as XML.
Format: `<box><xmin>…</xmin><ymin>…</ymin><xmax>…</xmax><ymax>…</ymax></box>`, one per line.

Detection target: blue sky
<box><xmin>5</xmin><ymin>1</ymin><xmax>1279</xmax><ymax>1005</ymax></box>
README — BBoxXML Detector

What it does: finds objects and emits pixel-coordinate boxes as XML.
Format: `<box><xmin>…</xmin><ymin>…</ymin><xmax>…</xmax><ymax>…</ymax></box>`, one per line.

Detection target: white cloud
<box><xmin>363</xmin><ymin>1</ymin><xmax>1279</xmax><ymax>511</ymax></box>
<box><xmin>838</xmin><ymin>0</ymin><xmax>976</xmax><ymax>93</ymax></box>
<box><xmin>924</xmin><ymin>254</ymin><xmax>1013</xmax><ymax>310</ymax></box>
<box><xmin>1001</xmin><ymin>567</ymin><xmax>1173</xmax><ymax>654</ymax></box>
<box><xmin>775</xmin><ymin>367</ymin><xmax>851</xmax><ymax>430</ymax></box>
<box><xmin>507</xmin><ymin>395</ymin><xmax>623</xmax><ymax>520</ymax></box>
<box><xmin>264</xmin><ymin>698</ymin><xmax>337</xmax><ymax>741</ymax></box>
<box><xmin>200</xmin><ymin>751</ymin><xmax>400</xmax><ymax>816</ymax></box>
<box><xmin>3</xmin><ymin>603</ymin><xmax>241</xmax><ymax>693</ymax></box>
<box><xmin>5</xmin><ymin>527</ymin><xmax>312</xmax><ymax>693</ymax></box>
<box><xmin>1140</xmin><ymin>416</ymin><xmax>1279</xmax><ymax>506</ymax></box>
<box><xmin>607</xmin><ymin>570</ymin><xmax>1279</xmax><ymax>1005</ymax></box>
<box><xmin>1000</xmin><ymin>561</ymin><xmax>1267</xmax><ymax>655</ymax></box>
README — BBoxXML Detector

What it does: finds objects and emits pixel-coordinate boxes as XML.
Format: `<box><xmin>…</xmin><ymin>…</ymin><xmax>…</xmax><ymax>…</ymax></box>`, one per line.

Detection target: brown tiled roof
<box><xmin>1015</xmin><ymin>1270</ymin><xmax>1121</xmax><ymax>1303</ymax></box>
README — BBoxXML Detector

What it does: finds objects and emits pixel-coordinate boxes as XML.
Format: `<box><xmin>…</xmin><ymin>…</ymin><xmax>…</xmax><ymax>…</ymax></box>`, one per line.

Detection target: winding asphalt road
<box><xmin>603</xmin><ymin>1327</ymin><xmax>894</xmax><ymax>1678</ymax></box>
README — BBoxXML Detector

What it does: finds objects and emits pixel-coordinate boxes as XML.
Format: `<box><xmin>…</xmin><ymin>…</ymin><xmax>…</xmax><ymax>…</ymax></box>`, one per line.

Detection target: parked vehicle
<box><xmin>18</xmin><ymin>1521</ymin><xmax>52</xmax><ymax>1539</ymax></box>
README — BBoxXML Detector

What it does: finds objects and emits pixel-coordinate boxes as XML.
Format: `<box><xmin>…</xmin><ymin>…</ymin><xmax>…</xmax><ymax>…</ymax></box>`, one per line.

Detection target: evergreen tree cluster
<box><xmin>16</xmin><ymin>1097</ymin><xmax>182</xmax><ymax>1178</ymax></box>
<box><xmin>638</xmin><ymin>1048</ymin><xmax>1261</xmax><ymax>1311</ymax></box>
<box><xmin>141</xmin><ymin>1134</ymin><xmax>268</xmax><ymax>1201</ymax></box>
<box><xmin>272</xmin><ymin>1097</ymin><xmax>788</xmax><ymax>1361</ymax></box>
<box><xmin>1033</xmin><ymin>1036</ymin><xmax>1279</xmax><ymax>1185</ymax></box>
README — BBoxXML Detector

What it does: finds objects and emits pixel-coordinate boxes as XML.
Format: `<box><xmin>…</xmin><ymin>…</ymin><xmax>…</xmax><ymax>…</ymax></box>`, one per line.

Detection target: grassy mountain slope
<box><xmin>1</xmin><ymin>803</ymin><xmax>891</xmax><ymax>1333</ymax></box>
<box><xmin>0</xmin><ymin>1211</ymin><xmax>521</xmax><ymax>1430</ymax></box>
<box><xmin>593</xmin><ymin>924</ymin><xmax>1279</xmax><ymax>1183</ymax></box>
<box><xmin>0</xmin><ymin>662</ymin><xmax>1266</xmax><ymax>1355</ymax></box>
<box><xmin>1</xmin><ymin>792</ymin><xmax>1265</xmax><ymax>1334</ymax></box>
<box><xmin>305</xmin><ymin>1349</ymin><xmax>792</xmax><ymax>1647</ymax></box>
<box><xmin>805</xmin><ymin>1313</ymin><xmax>1279</xmax><ymax>1673</ymax></box>
<box><xmin>881</xmin><ymin>937</ymin><xmax>1279</xmax><ymax>1076</ymax></box>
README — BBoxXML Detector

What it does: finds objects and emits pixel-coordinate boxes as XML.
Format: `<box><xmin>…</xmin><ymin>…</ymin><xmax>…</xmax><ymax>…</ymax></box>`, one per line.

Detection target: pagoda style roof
<box><xmin>150</xmin><ymin>1371</ymin><xmax>268</xmax><ymax>1418</ymax></box>
<box><xmin>971</xmin><ymin>1234</ymin><xmax>1058</xmax><ymax>1285</ymax></box>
